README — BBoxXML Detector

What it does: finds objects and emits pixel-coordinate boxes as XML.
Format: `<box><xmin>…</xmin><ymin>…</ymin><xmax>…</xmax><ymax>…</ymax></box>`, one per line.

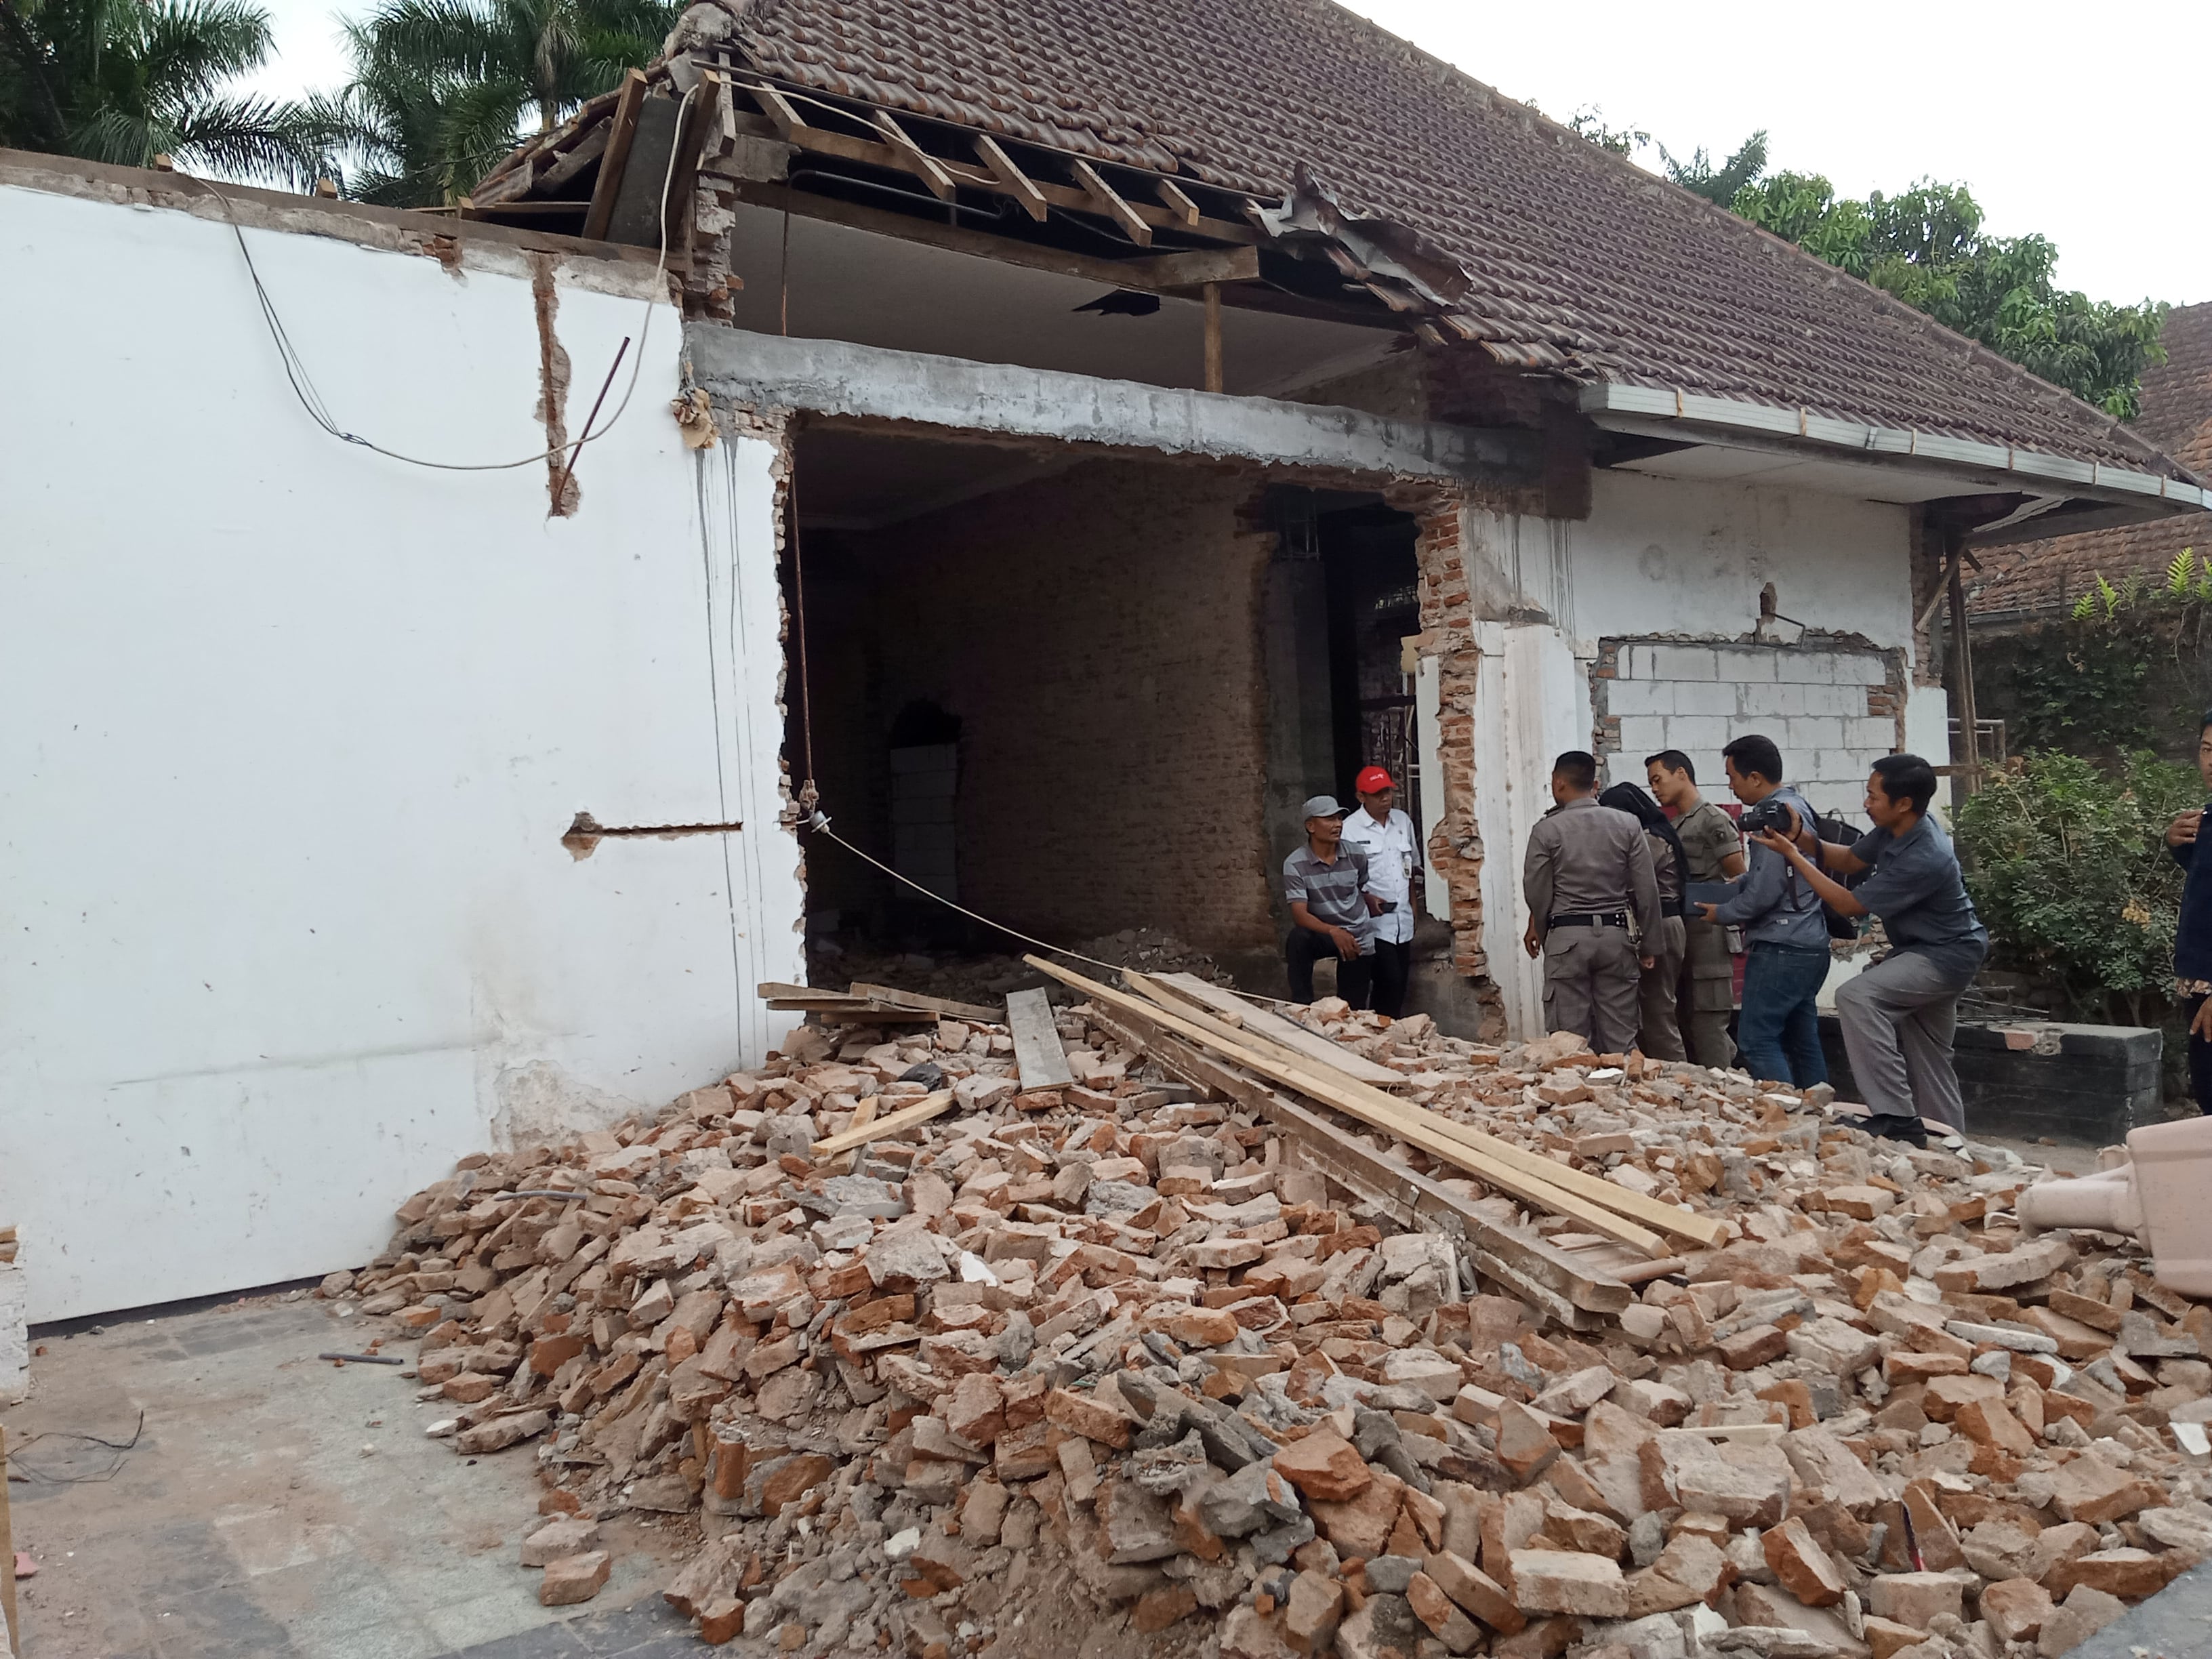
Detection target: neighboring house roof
<box><xmin>726</xmin><ymin>0</ymin><xmax>2193</xmax><ymax>480</ymax></box>
<box><xmin>1968</xmin><ymin>304</ymin><xmax>2212</xmax><ymax>619</ymax></box>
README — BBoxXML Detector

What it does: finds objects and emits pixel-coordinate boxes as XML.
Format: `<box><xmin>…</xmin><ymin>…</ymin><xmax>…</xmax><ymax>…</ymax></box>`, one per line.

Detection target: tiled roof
<box><xmin>1968</xmin><ymin>306</ymin><xmax>2212</xmax><ymax>617</ymax></box>
<box><xmin>737</xmin><ymin>0</ymin><xmax>2194</xmax><ymax>479</ymax></box>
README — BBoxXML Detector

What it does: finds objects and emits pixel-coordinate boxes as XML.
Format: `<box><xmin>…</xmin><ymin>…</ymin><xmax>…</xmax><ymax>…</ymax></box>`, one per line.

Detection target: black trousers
<box><xmin>2187</xmin><ymin>994</ymin><xmax>2212</xmax><ymax>1115</ymax></box>
<box><xmin>1287</xmin><ymin>929</ymin><xmax>1374</xmax><ymax>1006</ymax></box>
<box><xmin>1368</xmin><ymin>938</ymin><xmax>1412</xmax><ymax>1018</ymax></box>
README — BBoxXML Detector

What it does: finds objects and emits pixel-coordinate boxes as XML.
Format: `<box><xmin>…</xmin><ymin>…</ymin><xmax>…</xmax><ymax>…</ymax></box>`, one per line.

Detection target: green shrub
<box><xmin>1953</xmin><ymin>750</ymin><xmax>2203</xmax><ymax>1023</ymax></box>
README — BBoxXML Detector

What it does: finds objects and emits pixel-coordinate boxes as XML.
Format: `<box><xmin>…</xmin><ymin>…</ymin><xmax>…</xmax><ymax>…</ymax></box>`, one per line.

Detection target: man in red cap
<box><xmin>1340</xmin><ymin>765</ymin><xmax>1424</xmax><ymax>1017</ymax></box>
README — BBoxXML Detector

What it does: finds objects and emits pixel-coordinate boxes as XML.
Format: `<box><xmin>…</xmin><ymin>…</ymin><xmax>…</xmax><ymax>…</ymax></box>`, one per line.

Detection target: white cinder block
<box><xmin>1842</xmin><ymin>718</ymin><xmax>1898</xmax><ymax>752</ymax></box>
<box><xmin>1765</xmin><ymin>684</ymin><xmax>1811</xmax><ymax>716</ymax></box>
<box><xmin>1803</xmin><ymin>683</ymin><xmax>1867</xmax><ymax>716</ymax></box>
<box><xmin>1615</xmin><ymin>714</ymin><xmax>1668</xmax><ymax>754</ymax></box>
<box><xmin>1715</xmin><ymin>647</ymin><xmax>1778</xmax><ymax>683</ymax></box>
<box><xmin>1668</xmin><ymin>715</ymin><xmax>1732</xmax><ymax>750</ymax></box>
<box><xmin>1791</xmin><ymin>716</ymin><xmax>1846</xmax><ymax>750</ymax></box>
<box><xmin>1605</xmin><ymin>679</ymin><xmax>1671</xmax><ymax>715</ymax></box>
<box><xmin>1833</xmin><ymin>654</ymin><xmax>1889</xmax><ymax>687</ymax></box>
<box><xmin>1618</xmin><ymin>644</ymin><xmax>1656</xmax><ymax>680</ymax></box>
<box><xmin>1775</xmin><ymin>652</ymin><xmax>1837</xmax><ymax>684</ymax></box>
<box><xmin>1650</xmin><ymin>644</ymin><xmax>1718</xmax><ymax>681</ymax></box>
<box><xmin>1671</xmin><ymin>680</ymin><xmax>1739</xmax><ymax>717</ymax></box>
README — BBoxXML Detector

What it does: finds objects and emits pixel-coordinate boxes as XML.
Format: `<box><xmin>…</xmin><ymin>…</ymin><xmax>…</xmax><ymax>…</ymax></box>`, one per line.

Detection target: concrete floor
<box><xmin>1</xmin><ymin>1295</ymin><xmax>699</xmax><ymax>1659</ymax></box>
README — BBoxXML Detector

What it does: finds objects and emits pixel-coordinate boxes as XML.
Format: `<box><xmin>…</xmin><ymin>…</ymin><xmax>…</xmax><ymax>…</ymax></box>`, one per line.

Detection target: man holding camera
<box><xmin>1696</xmin><ymin>735</ymin><xmax>1829</xmax><ymax>1088</ymax></box>
<box><xmin>1753</xmin><ymin>753</ymin><xmax>1987</xmax><ymax>1146</ymax></box>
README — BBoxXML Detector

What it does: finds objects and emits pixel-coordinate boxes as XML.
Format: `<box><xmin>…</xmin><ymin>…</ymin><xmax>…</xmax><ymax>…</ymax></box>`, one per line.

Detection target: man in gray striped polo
<box><xmin>1284</xmin><ymin>794</ymin><xmax>1376</xmax><ymax>1006</ymax></box>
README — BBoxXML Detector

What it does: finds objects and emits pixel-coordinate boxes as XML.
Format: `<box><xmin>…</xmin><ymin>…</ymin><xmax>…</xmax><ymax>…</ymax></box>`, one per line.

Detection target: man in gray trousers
<box><xmin>1750</xmin><ymin>753</ymin><xmax>1988</xmax><ymax>1147</ymax></box>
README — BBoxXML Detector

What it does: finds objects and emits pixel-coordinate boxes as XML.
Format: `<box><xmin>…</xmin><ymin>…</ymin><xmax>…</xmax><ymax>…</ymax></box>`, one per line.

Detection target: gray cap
<box><xmin>1300</xmin><ymin>794</ymin><xmax>1350</xmax><ymax>820</ymax></box>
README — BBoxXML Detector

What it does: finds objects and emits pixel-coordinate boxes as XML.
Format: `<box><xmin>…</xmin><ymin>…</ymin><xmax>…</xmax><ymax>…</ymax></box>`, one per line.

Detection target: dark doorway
<box><xmin>1319</xmin><ymin>503</ymin><xmax>1422</xmax><ymax>801</ymax></box>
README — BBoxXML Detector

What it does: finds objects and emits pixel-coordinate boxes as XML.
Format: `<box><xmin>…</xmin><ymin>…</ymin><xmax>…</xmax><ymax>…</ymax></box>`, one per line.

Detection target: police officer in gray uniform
<box><xmin>1522</xmin><ymin>751</ymin><xmax>1662</xmax><ymax>1053</ymax></box>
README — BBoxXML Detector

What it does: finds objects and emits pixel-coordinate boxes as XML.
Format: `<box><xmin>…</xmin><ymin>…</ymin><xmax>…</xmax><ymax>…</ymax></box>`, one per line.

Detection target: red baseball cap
<box><xmin>1355</xmin><ymin>766</ymin><xmax>1395</xmax><ymax>794</ymax></box>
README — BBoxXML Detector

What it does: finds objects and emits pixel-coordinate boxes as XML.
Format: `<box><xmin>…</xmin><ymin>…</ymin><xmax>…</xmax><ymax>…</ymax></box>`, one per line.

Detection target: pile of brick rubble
<box><xmin>334</xmin><ymin>989</ymin><xmax>2212</xmax><ymax>1659</ymax></box>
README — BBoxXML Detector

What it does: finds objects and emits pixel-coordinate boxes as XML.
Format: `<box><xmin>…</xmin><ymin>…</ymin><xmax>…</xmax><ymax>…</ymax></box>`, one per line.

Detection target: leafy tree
<box><xmin>1954</xmin><ymin>750</ymin><xmax>2201</xmax><ymax>1024</ymax></box>
<box><xmin>311</xmin><ymin>0</ymin><xmax>678</xmax><ymax>206</ymax></box>
<box><xmin>1658</xmin><ymin>130</ymin><xmax>1768</xmax><ymax>206</ymax></box>
<box><xmin>0</xmin><ymin>0</ymin><xmax>321</xmax><ymax>180</ymax></box>
<box><xmin>1565</xmin><ymin>104</ymin><xmax>1649</xmax><ymax>158</ymax></box>
<box><xmin>1732</xmin><ymin>171</ymin><xmax>2167</xmax><ymax>418</ymax></box>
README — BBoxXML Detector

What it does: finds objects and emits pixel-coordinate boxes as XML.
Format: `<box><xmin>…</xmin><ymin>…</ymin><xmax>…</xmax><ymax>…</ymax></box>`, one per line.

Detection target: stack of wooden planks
<box><xmin>1020</xmin><ymin>956</ymin><xmax>1725</xmax><ymax>1305</ymax></box>
<box><xmin>756</xmin><ymin>981</ymin><xmax>1002</xmax><ymax>1025</ymax></box>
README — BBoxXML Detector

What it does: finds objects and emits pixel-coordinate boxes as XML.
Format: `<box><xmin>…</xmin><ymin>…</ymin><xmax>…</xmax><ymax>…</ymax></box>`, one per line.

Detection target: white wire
<box><xmin>191</xmin><ymin>83</ymin><xmax>701</xmax><ymax>474</ymax></box>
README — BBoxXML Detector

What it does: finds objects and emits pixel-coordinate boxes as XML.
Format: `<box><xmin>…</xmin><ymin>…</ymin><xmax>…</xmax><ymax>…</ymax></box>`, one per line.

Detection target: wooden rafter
<box><xmin>583</xmin><ymin>69</ymin><xmax>648</xmax><ymax>241</ymax></box>
<box><xmin>728</xmin><ymin>182</ymin><xmax>1263</xmax><ymax>293</ymax></box>
<box><xmin>1070</xmin><ymin>157</ymin><xmax>1151</xmax><ymax>247</ymax></box>
<box><xmin>1155</xmin><ymin>177</ymin><xmax>1202</xmax><ymax>228</ymax></box>
<box><xmin>974</xmin><ymin>134</ymin><xmax>1048</xmax><ymax>222</ymax></box>
<box><xmin>872</xmin><ymin>110</ymin><xmax>957</xmax><ymax>201</ymax></box>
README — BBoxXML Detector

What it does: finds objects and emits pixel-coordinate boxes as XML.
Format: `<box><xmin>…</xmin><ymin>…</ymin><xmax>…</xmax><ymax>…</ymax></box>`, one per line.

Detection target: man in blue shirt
<box><xmin>2162</xmin><ymin>711</ymin><xmax>2212</xmax><ymax>1115</ymax></box>
<box><xmin>1696</xmin><ymin>735</ymin><xmax>1829</xmax><ymax>1089</ymax></box>
<box><xmin>1755</xmin><ymin>753</ymin><xmax>1988</xmax><ymax>1147</ymax></box>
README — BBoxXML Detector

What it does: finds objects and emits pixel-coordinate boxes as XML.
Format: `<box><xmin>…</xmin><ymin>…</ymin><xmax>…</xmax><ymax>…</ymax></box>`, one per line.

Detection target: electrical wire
<box><xmin>804</xmin><ymin>817</ymin><xmax>1127</xmax><ymax>975</ymax></box>
<box><xmin>184</xmin><ymin>82</ymin><xmax>700</xmax><ymax>475</ymax></box>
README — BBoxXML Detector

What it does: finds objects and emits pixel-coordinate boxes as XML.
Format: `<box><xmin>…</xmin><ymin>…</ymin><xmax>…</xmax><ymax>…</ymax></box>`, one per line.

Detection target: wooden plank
<box><xmin>810</xmin><ymin>1090</ymin><xmax>954</xmax><ymax>1158</ymax></box>
<box><xmin>1071</xmin><ymin>158</ymin><xmax>1151</xmax><ymax>247</ymax></box>
<box><xmin>1157</xmin><ymin>972</ymin><xmax>1402</xmax><ymax>1086</ymax></box>
<box><xmin>1120</xmin><ymin>967</ymin><xmax>1696</xmax><ymax>1252</ymax></box>
<box><xmin>1118</xmin><ymin>245</ymin><xmax>1259</xmax><ymax>289</ymax></box>
<box><xmin>1</xmin><ymin>1425</ymin><xmax>15</xmax><ymax>1659</ymax></box>
<box><xmin>729</xmin><ymin>183</ymin><xmax>1261</xmax><ymax>294</ymax></box>
<box><xmin>1006</xmin><ymin>987</ymin><xmax>1076</xmax><ymax>1089</ymax></box>
<box><xmin>1088</xmin><ymin>1003</ymin><xmax>1628</xmax><ymax>1317</ymax></box>
<box><xmin>974</xmin><ymin>134</ymin><xmax>1048</xmax><ymax>221</ymax></box>
<box><xmin>1155</xmin><ymin>177</ymin><xmax>1202</xmax><ymax>227</ymax></box>
<box><xmin>1033</xmin><ymin>956</ymin><xmax>1668</xmax><ymax>1256</ymax></box>
<box><xmin>539</xmin><ymin>122</ymin><xmax>609</xmax><ymax>191</ymax></box>
<box><xmin>846</xmin><ymin>983</ymin><xmax>1003</xmax><ymax>1023</ymax></box>
<box><xmin>583</xmin><ymin>68</ymin><xmax>648</xmax><ymax>241</ymax></box>
<box><xmin>722</xmin><ymin>107</ymin><xmax>1263</xmax><ymax>243</ymax></box>
<box><xmin>872</xmin><ymin>111</ymin><xmax>956</xmax><ymax>200</ymax></box>
<box><xmin>1204</xmin><ymin>282</ymin><xmax>1223</xmax><ymax>393</ymax></box>
<box><xmin>1150</xmin><ymin>972</ymin><xmax>1728</xmax><ymax>1250</ymax></box>
<box><xmin>827</xmin><ymin>1094</ymin><xmax>880</xmax><ymax>1174</ymax></box>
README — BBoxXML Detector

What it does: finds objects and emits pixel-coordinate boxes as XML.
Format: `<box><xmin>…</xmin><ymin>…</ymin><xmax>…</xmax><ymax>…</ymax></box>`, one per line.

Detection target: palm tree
<box><xmin>313</xmin><ymin>0</ymin><xmax>677</xmax><ymax>207</ymax></box>
<box><xmin>0</xmin><ymin>0</ymin><xmax>321</xmax><ymax>182</ymax></box>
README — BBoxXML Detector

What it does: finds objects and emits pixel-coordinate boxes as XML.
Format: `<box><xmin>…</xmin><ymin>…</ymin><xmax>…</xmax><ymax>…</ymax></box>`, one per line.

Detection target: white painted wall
<box><xmin>1457</xmin><ymin>469</ymin><xmax>1942</xmax><ymax>1036</ymax></box>
<box><xmin>0</xmin><ymin>181</ymin><xmax>802</xmax><ymax>1322</ymax></box>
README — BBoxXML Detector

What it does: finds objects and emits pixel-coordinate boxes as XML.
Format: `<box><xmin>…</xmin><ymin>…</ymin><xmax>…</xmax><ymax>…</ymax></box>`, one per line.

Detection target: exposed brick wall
<box><xmin>801</xmin><ymin>456</ymin><xmax>1278</xmax><ymax>954</ymax></box>
<box><xmin>1389</xmin><ymin>484</ymin><xmax>1493</xmax><ymax>996</ymax></box>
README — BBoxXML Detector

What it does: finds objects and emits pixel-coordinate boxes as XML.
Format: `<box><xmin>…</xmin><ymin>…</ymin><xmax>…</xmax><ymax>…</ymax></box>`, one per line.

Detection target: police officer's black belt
<box><xmin>1548</xmin><ymin>912</ymin><xmax>1629</xmax><ymax>928</ymax></box>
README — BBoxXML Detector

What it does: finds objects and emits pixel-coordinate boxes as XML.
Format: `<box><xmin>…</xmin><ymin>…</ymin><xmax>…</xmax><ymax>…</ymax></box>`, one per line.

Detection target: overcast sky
<box><xmin>245</xmin><ymin>0</ymin><xmax>2207</xmax><ymax>307</ymax></box>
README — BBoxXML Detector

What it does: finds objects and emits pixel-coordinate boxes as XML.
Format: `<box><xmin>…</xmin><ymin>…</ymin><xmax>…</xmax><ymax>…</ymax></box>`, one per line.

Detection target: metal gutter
<box><xmin>1580</xmin><ymin>383</ymin><xmax>2209</xmax><ymax>513</ymax></box>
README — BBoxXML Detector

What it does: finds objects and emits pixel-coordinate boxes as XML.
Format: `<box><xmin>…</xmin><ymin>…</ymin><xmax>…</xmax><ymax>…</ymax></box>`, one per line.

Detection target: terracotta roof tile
<box><xmin>1967</xmin><ymin>306</ymin><xmax>2212</xmax><ymax>618</ymax></box>
<box><xmin>737</xmin><ymin>0</ymin><xmax>2190</xmax><ymax>478</ymax></box>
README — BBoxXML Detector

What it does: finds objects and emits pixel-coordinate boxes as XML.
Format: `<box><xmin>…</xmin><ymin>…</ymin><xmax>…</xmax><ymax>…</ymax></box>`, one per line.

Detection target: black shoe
<box><xmin>1865</xmin><ymin>1113</ymin><xmax>1927</xmax><ymax>1147</ymax></box>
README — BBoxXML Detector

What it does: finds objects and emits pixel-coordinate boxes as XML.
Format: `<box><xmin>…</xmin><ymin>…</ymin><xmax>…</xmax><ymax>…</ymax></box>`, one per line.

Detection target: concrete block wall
<box><xmin>1596</xmin><ymin>640</ymin><xmax>1906</xmax><ymax>814</ymax></box>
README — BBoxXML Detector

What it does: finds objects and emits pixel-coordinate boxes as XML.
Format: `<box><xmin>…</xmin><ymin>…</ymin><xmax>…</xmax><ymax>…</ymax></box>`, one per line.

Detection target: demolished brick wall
<box><xmin>798</xmin><ymin>456</ymin><xmax>1279</xmax><ymax>955</ymax></box>
<box><xmin>340</xmin><ymin>998</ymin><xmax>2212</xmax><ymax>1658</ymax></box>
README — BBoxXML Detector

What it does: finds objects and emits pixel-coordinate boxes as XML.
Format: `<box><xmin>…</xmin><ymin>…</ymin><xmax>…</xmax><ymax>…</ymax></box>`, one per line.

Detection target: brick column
<box><xmin>1391</xmin><ymin>485</ymin><xmax>1491</xmax><ymax>985</ymax></box>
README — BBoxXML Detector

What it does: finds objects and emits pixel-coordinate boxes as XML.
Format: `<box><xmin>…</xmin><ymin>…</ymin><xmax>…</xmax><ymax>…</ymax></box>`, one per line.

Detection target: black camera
<box><xmin>1741</xmin><ymin>795</ymin><xmax>1801</xmax><ymax>839</ymax></box>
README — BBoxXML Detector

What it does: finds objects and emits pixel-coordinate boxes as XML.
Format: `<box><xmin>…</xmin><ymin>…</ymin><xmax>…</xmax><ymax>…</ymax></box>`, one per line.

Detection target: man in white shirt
<box><xmin>1339</xmin><ymin>765</ymin><xmax>1424</xmax><ymax>1017</ymax></box>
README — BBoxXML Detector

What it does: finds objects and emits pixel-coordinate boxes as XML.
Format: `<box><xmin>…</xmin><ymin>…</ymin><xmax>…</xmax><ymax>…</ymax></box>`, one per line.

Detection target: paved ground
<box><xmin>1</xmin><ymin>1296</ymin><xmax>697</xmax><ymax>1658</ymax></box>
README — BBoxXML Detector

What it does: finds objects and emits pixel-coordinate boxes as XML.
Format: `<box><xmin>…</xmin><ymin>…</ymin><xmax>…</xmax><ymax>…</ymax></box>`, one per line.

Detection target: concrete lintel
<box><xmin>684</xmin><ymin>324</ymin><xmax>1533</xmax><ymax>482</ymax></box>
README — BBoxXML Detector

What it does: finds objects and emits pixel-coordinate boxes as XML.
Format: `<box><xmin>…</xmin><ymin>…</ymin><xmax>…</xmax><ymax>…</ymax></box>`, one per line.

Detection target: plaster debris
<box><xmin>340</xmin><ymin>977</ymin><xmax>2212</xmax><ymax>1657</ymax></box>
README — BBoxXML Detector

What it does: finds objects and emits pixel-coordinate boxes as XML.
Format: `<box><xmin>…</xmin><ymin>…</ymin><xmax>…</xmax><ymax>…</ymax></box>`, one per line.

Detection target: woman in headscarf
<box><xmin>1599</xmin><ymin>781</ymin><xmax>1690</xmax><ymax>1061</ymax></box>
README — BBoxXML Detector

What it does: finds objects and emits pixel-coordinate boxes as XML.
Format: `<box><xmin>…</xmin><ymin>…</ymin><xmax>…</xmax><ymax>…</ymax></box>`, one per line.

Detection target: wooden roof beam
<box><xmin>872</xmin><ymin>110</ymin><xmax>958</xmax><ymax>201</ymax></box>
<box><xmin>1071</xmin><ymin>158</ymin><xmax>1151</xmax><ymax>247</ymax></box>
<box><xmin>582</xmin><ymin>68</ymin><xmax>648</xmax><ymax>241</ymax></box>
<box><xmin>974</xmin><ymin>134</ymin><xmax>1048</xmax><ymax>222</ymax></box>
<box><xmin>1155</xmin><ymin>177</ymin><xmax>1202</xmax><ymax>228</ymax></box>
